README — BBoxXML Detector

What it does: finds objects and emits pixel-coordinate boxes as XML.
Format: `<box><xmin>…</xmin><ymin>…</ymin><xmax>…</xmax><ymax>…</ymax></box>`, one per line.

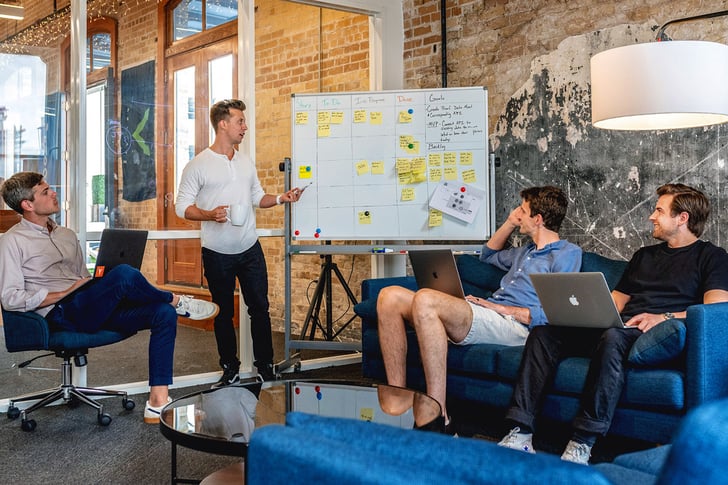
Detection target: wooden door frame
<box><xmin>155</xmin><ymin>1</ymin><xmax>237</xmax><ymax>286</ymax></box>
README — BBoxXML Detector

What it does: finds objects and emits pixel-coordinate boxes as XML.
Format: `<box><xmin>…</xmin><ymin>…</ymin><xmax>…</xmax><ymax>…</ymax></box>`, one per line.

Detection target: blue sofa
<box><xmin>246</xmin><ymin>398</ymin><xmax>728</xmax><ymax>484</ymax></box>
<box><xmin>354</xmin><ymin>252</ymin><xmax>728</xmax><ymax>444</ymax></box>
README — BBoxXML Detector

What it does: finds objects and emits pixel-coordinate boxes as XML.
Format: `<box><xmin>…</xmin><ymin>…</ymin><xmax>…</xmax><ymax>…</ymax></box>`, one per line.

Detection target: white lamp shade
<box><xmin>591</xmin><ymin>41</ymin><xmax>728</xmax><ymax>130</ymax></box>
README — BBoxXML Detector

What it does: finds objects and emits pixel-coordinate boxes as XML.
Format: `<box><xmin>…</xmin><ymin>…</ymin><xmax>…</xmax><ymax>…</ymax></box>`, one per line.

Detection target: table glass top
<box><xmin>160</xmin><ymin>380</ymin><xmax>441</xmax><ymax>445</ymax></box>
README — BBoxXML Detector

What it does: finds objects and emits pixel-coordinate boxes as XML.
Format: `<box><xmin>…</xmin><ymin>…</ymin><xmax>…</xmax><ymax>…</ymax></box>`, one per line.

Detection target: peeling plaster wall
<box><xmin>491</xmin><ymin>24</ymin><xmax>728</xmax><ymax>259</ymax></box>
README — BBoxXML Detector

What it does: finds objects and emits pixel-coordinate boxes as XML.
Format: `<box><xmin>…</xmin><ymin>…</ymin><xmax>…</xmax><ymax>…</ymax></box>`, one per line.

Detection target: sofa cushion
<box><xmin>628</xmin><ymin>319</ymin><xmax>686</xmax><ymax>366</ymax></box>
<box><xmin>446</xmin><ymin>342</ymin><xmax>505</xmax><ymax>376</ymax></box>
<box><xmin>580</xmin><ymin>252</ymin><xmax>628</xmax><ymax>289</ymax></box>
<box><xmin>456</xmin><ymin>254</ymin><xmax>504</xmax><ymax>298</ymax></box>
<box><xmin>611</xmin><ymin>445</ymin><xmax>671</xmax><ymax>475</ymax></box>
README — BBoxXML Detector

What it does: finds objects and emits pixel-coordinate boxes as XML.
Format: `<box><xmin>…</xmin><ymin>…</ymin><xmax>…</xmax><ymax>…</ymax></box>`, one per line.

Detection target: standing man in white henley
<box><xmin>175</xmin><ymin>99</ymin><xmax>302</xmax><ymax>386</ymax></box>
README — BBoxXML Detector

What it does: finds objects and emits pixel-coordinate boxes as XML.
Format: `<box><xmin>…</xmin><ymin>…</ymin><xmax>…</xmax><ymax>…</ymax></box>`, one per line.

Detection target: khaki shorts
<box><xmin>452</xmin><ymin>301</ymin><xmax>529</xmax><ymax>347</ymax></box>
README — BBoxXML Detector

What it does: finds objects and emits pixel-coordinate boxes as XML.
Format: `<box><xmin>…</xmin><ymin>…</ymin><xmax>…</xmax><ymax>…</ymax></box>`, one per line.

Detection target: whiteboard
<box><xmin>291</xmin><ymin>87</ymin><xmax>490</xmax><ymax>241</ymax></box>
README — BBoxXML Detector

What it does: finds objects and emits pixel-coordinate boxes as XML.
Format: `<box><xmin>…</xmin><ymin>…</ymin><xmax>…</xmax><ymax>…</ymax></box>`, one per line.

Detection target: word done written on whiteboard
<box><xmin>291</xmin><ymin>87</ymin><xmax>490</xmax><ymax>241</ymax></box>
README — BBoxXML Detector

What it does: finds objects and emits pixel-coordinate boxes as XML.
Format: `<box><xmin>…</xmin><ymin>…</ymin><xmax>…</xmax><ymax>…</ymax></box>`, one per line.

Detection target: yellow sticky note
<box><xmin>318</xmin><ymin>123</ymin><xmax>331</xmax><ymax>137</ymax></box>
<box><xmin>398</xmin><ymin>111</ymin><xmax>412</xmax><ymax>123</ymax></box>
<box><xmin>428</xmin><ymin>153</ymin><xmax>442</xmax><ymax>166</ymax></box>
<box><xmin>396</xmin><ymin>158</ymin><xmax>412</xmax><ymax>175</ymax></box>
<box><xmin>429</xmin><ymin>167</ymin><xmax>442</xmax><ymax>181</ymax></box>
<box><xmin>412</xmin><ymin>158</ymin><xmax>426</xmax><ymax>173</ymax></box>
<box><xmin>360</xmin><ymin>408</ymin><xmax>374</xmax><ymax>421</ymax></box>
<box><xmin>317</xmin><ymin>111</ymin><xmax>331</xmax><ymax>124</ymax></box>
<box><xmin>460</xmin><ymin>152</ymin><xmax>473</xmax><ymax>165</ymax></box>
<box><xmin>412</xmin><ymin>172</ymin><xmax>427</xmax><ymax>183</ymax></box>
<box><xmin>401</xmin><ymin>187</ymin><xmax>415</xmax><ymax>201</ymax></box>
<box><xmin>444</xmin><ymin>152</ymin><xmax>457</xmax><ymax>166</ymax></box>
<box><xmin>354</xmin><ymin>110</ymin><xmax>367</xmax><ymax>123</ymax></box>
<box><xmin>429</xmin><ymin>208</ymin><xmax>443</xmax><ymax>227</ymax></box>
<box><xmin>462</xmin><ymin>169</ymin><xmax>476</xmax><ymax>183</ymax></box>
<box><xmin>331</xmin><ymin>111</ymin><xmax>344</xmax><ymax>124</ymax></box>
<box><xmin>404</xmin><ymin>141</ymin><xmax>420</xmax><ymax>154</ymax></box>
<box><xmin>299</xmin><ymin>166</ymin><xmax>312</xmax><ymax>179</ymax></box>
<box><xmin>356</xmin><ymin>160</ymin><xmax>370</xmax><ymax>176</ymax></box>
<box><xmin>399</xmin><ymin>135</ymin><xmax>414</xmax><ymax>149</ymax></box>
<box><xmin>370</xmin><ymin>112</ymin><xmax>383</xmax><ymax>124</ymax></box>
<box><xmin>358</xmin><ymin>211</ymin><xmax>372</xmax><ymax>225</ymax></box>
<box><xmin>444</xmin><ymin>166</ymin><xmax>458</xmax><ymax>180</ymax></box>
<box><xmin>398</xmin><ymin>172</ymin><xmax>413</xmax><ymax>185</ymax></box>
<box><xmin>295</xmin><ymin>112</ymin><xmax>308</xmax><ymax>125</ymax></box>
<box><xmin>371</xmin><ymin>161</ymin><xmax>385</xmax><ymax>175</ymax></box>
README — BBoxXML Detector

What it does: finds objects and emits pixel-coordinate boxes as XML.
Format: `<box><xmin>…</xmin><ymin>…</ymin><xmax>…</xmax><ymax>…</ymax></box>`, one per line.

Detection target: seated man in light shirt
<box><xmin>377</xmin><ymin>186</ymin><xmax>582</xmax><ymax>434</ymax></box>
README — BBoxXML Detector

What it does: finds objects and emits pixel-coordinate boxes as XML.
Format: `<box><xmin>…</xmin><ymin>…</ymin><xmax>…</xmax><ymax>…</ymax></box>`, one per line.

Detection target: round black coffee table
<box><xmin>159</xmin><ymin>379</ymin><xmax>441</xmax><ymax>484</ymax></box>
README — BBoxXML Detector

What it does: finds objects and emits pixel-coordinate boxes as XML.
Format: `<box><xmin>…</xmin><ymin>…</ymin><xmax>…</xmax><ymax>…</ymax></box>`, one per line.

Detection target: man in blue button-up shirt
<box><xmin>378</xmin><ymin>186</ymin><xmax>582</xmax><ymax>432</ymax></box>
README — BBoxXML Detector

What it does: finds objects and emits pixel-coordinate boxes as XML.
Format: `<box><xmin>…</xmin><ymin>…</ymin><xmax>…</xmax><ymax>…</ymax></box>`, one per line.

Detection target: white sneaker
<box><xmin>175</xmin><ymin>295</ymin><xmax>219</xmax><ymax>320</ymax></box>
<box><xmin>144</xmin><ymin>397</ymin><xmax>172</xmax><ymax>424</ymax></box>
<box><xmin>561</xmin><ymin>440</ymin><xmax>592</xmax><ymax>465</ymax></box>
<box><xmin>498</xmin><ymin>427</ymin><xmax>536</xmax><ymax>453</ymax></box>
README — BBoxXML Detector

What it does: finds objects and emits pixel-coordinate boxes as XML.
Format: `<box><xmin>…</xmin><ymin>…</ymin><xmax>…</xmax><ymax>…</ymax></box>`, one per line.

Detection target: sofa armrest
<box><xmin>684</xmin><ymin>302</ymin><xmax>728</xmax><ymax>408</ymax></box>
<box><xmin>1</xmin><ymin>310</ymin><xmax>50</xmax><ymax>352</ymax></box>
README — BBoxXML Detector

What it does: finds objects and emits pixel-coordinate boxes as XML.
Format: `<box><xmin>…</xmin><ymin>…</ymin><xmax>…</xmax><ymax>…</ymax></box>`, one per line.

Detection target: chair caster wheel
<box><xmin>122</xmin><ymin>398</ymin><xmax>135</xmax><ymax>411</ymax></box>
<box><xmin>98</xmin><ymin>413</ymin><xmax>112</xmax><ymax>426</ymax></box>
<box><xmin>21</xmin><ymin>419</ymin><xmax>37</xmax><ymax>432</ymax></box>
<box><xmin>7</xmin><ymin>406</ymin><xmax>20</xmax><ymax>420</ymax></box>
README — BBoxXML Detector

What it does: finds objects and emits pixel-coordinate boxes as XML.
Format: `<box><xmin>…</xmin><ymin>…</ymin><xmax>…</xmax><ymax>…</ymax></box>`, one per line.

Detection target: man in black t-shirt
<box><xmin>498</xmin><ymin>183</ymin><xmax>728</xmax><ymax>464</ymax></box>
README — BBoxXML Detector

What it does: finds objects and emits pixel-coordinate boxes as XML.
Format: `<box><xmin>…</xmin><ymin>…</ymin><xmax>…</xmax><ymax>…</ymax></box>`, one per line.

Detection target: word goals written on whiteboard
<box><xmin>291</xmin><ymin>87</ymin><xmax>490</xmax><ymax>241</ymax></box>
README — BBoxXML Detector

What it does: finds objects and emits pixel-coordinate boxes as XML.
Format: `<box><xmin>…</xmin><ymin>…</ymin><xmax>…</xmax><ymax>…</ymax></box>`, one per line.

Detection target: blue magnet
<box><xmin>408</xmin><ymin>108</ymin><xmax>413</xmax><ymax>114</ymax></box>
<box><xmin>316</xmin><ymin>392</ymin><xmax>322</xmax><ymax>400</ymax></box>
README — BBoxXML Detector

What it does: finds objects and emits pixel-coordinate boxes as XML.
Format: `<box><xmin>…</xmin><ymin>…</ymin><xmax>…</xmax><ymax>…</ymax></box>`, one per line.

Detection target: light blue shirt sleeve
<box><xmin>481</xmin><ymin>240</ymin><xmax>582</xmax><ymax>328</ymax></box>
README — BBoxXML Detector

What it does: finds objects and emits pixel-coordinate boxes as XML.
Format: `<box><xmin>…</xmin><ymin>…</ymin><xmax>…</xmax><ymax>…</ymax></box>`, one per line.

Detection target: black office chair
<box><xmin>2</xmin><ymin>308</ymin><xmax>137</xmax><ymax>431</ymax></box>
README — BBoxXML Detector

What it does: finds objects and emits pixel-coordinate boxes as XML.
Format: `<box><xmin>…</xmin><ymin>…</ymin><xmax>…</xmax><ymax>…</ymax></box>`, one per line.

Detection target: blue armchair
<box><xmin>2</xmin><ymin>308</ymin><xmax>137</xmax><ymax>431</ymax></box>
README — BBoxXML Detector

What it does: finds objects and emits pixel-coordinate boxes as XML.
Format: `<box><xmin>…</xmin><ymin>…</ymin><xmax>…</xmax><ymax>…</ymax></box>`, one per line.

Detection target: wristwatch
<box><xmin>663</xmin><ymin>312</ymin><xmax>675</xmax><ymax>320</ymax></box>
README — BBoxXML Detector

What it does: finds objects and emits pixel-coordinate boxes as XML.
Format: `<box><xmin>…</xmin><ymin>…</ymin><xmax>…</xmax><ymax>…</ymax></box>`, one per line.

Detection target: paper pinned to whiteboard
<box><xmin>428</xmin><ymin>181</ymin><xmax>485</xmax><ymax>224</ymax></box>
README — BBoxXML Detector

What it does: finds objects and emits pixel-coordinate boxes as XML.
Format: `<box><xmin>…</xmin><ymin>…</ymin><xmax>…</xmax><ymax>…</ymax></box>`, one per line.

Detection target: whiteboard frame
<box><xmin>290</xmin><ymin>87</ymin><xmax>491</xmax><ymax>241</ymax></box>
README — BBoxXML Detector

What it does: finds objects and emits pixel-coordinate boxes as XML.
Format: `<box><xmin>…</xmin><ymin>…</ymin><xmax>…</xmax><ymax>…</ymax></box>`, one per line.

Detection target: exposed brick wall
<box><xmin>254</xmin><ymin>0</ymin><xmax>370</xmax><ymax>338</ymax></box>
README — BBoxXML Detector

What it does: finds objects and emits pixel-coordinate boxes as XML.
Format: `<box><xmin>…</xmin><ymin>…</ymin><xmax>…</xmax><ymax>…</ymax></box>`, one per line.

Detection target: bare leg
<box><xmin>411</xmin><ymin>289</ymin><xmax>473</xmax><ymax>418</ymax></box>
<box><xmin>377</xmin><ymin>286</ymin><xmax>415</xmax><ymax>388</ymax></box>
<box><xmin>149</xmin><ymin>385</ymin><xmax>169</xmax><ymax>407</ymax></box>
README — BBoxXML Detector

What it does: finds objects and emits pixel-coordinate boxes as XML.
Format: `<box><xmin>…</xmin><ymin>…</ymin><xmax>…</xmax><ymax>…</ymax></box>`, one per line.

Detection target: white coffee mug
<box><xmin>228</xmin><ymin>204</ymin><xmax>245</xmax><ymax>226</ymax></box>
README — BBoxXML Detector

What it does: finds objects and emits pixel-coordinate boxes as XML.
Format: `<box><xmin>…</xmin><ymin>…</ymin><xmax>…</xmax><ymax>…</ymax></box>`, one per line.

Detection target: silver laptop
<box><xmin>529</xmin><ymin>272</ymin><xmax>624</xmax><ymax>328</ymax></box>
<box><xmin>409</xmin><ymin>249</ymin><xmax>465</xmax><ymax>299</ymax></box>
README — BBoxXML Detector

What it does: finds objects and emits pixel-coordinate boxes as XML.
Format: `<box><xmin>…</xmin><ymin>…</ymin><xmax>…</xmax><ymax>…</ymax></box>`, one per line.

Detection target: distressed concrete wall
<box><xmin>404</xmin><ymin>0</ymin><xmax>728</xmax><ymax>259</ymax></box>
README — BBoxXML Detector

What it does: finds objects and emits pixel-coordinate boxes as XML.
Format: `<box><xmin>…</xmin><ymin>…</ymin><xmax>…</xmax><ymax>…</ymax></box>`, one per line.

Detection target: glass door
<box><xmin>163</xmin><ymin>38</ymin><xmax>237</xmax><ymax>286</ymax></box>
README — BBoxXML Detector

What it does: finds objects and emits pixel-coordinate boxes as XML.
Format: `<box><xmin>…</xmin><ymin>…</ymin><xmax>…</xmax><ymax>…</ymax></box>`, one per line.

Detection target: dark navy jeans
<box><xmin>506</xmin><ymin>325</ymin><xmax>641</xmax><ymax>435</ymax></box>
<box><xmin>46</xmin><ymin>264</ymin><xmax>177</xmax><ymax>386</ymax></box>
<box><xmin>202</xmin><ymin>240</ymin><xmax>274</xmax><ymax>370</ymax></box>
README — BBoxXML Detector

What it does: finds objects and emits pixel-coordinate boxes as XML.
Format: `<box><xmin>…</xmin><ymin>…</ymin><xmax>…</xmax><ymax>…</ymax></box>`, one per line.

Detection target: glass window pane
<box><xmin>206</xmin><ymin>0</ymin><xmax>238</xmax><ymax>30</ymax></box>
<box><xmin>174</xmin><ymin>66</ymin><xmax>196</xmax><ymax>193</ymax></box>
<box><xmin>86</xmin><ymin>40</ymin><xmax>91</xmax><ymax>73</ymax></box>
<box><xmin>174</xmin><ymin>0</ymin><xmax>202</xmax><ymax>41</ymax></box>
<box><xmin>86</xmin><ymin>85</ymin><xmax>106</xmax><ymax>232</ymax></box>
<box><xmin>208</xmin><ymin>54</ymin><xmax>233</xmax><ymax>143</ymax></box>
<box><xmin>91</xmin><ymin>33</ymin><xmax>111</xmax><ymax>71</ymax></box>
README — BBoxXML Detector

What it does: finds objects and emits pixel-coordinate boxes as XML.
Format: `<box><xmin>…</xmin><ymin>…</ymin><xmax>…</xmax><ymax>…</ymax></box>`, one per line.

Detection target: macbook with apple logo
<box><xmin>529</xmin><ymin>272</ymin><xmax>625</xmax><ymax>328</ymax></box>
<box><xmin>409</xmin><ymin>249</ymin><xmax>465</xmax><ymax>299</ymax></box>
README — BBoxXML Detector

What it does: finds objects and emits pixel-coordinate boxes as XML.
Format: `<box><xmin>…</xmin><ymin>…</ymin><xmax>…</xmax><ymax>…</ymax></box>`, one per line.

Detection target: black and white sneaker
<box><xmin>211</xmin><ymin>364</ymin><xmax>240</xmax><ymax>389</ymax></box>
<box><xmin>257</xmin><ymin>363</ymin><xmax>276</xmax><ymax>382</ymax></box>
